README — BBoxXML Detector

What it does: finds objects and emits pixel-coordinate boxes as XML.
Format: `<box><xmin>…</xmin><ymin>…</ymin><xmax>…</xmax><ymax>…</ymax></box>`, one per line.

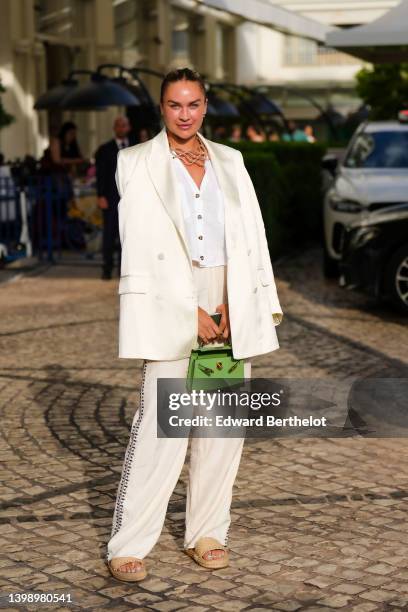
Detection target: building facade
<box><xmin>0</xmin><ymin>0</ymin><xmax>401</xmax><ymax>160</ymax></box>
<box><xmin>0</xmin><ymin>0</ymin><xmax>238</xmax><ymax>160</ymax></box>
<box><xmin>236</xmin><ymin>0</ymin><xmax>400</xmax><ymax>122</ymax></box>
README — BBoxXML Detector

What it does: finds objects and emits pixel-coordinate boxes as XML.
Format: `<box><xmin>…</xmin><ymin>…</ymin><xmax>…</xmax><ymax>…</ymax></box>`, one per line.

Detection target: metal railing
<box><xmin>0</xmin><ymin>173</ymin><xmax>83</xmax><ymax>263</ymax></box>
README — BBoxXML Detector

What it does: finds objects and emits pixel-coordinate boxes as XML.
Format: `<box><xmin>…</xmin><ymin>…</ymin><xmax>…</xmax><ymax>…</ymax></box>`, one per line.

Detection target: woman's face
<box><xmin>160</xmin><ymin>80</ymin><xmax>207</xmax><ymax>141</ymax></box>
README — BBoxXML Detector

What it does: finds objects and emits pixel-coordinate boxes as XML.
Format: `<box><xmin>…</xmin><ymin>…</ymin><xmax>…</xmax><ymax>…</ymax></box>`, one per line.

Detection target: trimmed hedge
<box><xmin>240</xmin><ymin>152</ymin><xmax>287</xmax><ymax>259</ymax></box>
<box><xmin>222</xmin><ymin>141</ymin><xmax>327</xmax><ymax>257</ymax></box>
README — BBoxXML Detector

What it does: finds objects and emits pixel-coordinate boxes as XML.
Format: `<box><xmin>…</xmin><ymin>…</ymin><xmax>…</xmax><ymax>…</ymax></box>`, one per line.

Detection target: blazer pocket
<box><xmin>118</xmin><ymin>273</ymin><xmax>149</xmax><ymax>294</ymax></box>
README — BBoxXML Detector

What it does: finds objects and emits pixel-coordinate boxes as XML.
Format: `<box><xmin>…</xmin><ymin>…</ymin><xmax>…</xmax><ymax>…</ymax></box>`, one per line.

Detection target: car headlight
<box><xmin>351</xmin><ymin>227</ymin><xmax>381</xmax><ymax>249</ymax></box>
<box><xmin>328</xmin><ymin>192</ymin><xmax>363</xmax><ymax>213</ymax></box>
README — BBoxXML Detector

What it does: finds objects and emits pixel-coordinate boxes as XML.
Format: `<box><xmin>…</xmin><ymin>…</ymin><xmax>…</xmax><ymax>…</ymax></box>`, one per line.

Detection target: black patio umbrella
<box><xmin>206</xmin><ymin>90</ymin><xmax>240</xmax><ymax>118</ymax></box>
<box><xmin>34</xmin><ymin>78</ymin><xmax>78</xmax><ymax>110</ymax></box>
<box><xmin>60</xmin><ymin>74</ymin><xmax>141</xmax><ymax>110</ymax></box>
<box><xmin>244</xmin><ymin>94</ymin><xmax>283</xmax><ymax>116</ymax></box>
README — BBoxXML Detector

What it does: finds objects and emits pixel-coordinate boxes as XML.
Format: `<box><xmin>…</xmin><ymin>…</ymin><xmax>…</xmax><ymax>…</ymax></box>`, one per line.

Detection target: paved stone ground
<box><xmin>0</xmin><ymin>247</ymin><xmax>407</xmax><ymax>611</ymax></box>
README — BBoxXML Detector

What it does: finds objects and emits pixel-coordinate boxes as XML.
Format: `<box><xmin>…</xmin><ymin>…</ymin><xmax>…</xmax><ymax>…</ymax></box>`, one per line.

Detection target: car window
<box><xmin>344</xmin><ymin>130</ymin><xmax>408</xmax><ymax>168</ymax></box>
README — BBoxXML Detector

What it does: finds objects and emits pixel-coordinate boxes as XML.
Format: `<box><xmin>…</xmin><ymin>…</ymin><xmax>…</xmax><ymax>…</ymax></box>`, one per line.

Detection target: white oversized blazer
<box><xmin>115</xmin><ymin>126</ymin><xmax>283</xmax><ymax>361</ymax></box>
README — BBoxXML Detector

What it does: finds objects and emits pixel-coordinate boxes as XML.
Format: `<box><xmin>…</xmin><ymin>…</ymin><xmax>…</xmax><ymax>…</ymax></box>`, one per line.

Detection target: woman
<box><xmin>41</xmin><ymin>121</ymin><xmax>85</xmax><ymax>175</ymax></box>
<box><xmin>38</xmin><ymin>121</ymin><xmax>86</xmax><ymax>233</ymax></box>
<box><xmin>107</xmin><ymin>68</ymin><xmax>283</xmax><ymax>581</ymax></box>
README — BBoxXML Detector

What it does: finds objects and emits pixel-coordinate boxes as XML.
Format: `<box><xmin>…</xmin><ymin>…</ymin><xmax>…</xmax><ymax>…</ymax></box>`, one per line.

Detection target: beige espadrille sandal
<box><xmin>108</xmin><ymin>556</ymin><xmax>147</xmax><ymax>582</ymax></box>
<box><xmin>185</xmin><ymin>537</ymin><xmax>229</xmax><ymax>569</ymax></box>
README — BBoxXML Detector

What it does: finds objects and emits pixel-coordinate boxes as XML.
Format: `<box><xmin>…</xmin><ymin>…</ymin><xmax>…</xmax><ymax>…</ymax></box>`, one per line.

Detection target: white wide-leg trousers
<box><xmin>107</xmin><ymin>263</ymin><xmax>250</xmax><ymax>561</ymax></box>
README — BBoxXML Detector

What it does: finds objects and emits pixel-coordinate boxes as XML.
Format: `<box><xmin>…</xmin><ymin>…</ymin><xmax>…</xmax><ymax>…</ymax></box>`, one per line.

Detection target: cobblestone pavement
<box><xmin>0</xmin><ymin>248</ymin><xmax>407</xmax><ymax>611</ymax></box>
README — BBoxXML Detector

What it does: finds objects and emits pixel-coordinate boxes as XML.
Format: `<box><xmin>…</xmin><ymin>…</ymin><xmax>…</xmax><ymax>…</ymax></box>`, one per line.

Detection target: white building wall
<box><xmin>236</xmin><ymin>23</ymin><xmax>283</xmax><ymax>84</ymax></box>
<box><xmin>236</xmin><ymin>24</ymin><xmax>362</xmax><ymax>86</ymax></box>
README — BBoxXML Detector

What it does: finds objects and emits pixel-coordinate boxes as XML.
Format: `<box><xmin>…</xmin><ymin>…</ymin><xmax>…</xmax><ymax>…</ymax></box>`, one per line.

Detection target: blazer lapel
<box><xmin>196</xmin><ymin>131</ymin><xmax>240</xmax><ymax>211</ymax></box>
<box><xmin>146</xmin><ymin>127</ymin><xmax>192</xmax><ymax>268</ymax></box>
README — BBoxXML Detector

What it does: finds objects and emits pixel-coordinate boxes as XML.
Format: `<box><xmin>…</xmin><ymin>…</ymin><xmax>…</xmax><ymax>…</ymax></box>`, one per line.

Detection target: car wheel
<box><xmin>385</xmin><ymin>244</ymin><xmax>408</xmax><ymax>314</ymax></box>
<box><xmin>323</xmin><ymin>245</ymin><xmax>339</xmax><ymax>278</ymax></box>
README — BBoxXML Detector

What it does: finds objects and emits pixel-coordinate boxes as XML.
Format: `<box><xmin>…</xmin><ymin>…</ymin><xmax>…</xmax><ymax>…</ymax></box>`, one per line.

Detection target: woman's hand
<box><xmin>215</xmin><ymin>303</ymin><xmax>231</xmax><ymax>341</ymax></box>
<box><xmin>197</xmin><ymin>307</ymin><xmax>220</xmax><ymax>345</ymax></box>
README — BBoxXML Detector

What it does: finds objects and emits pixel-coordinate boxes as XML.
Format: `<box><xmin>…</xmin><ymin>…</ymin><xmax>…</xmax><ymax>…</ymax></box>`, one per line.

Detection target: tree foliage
<box><xmin>355</xmin><ymin>63</ymin><xmax>408</xmax><ymax>120</ymax></box>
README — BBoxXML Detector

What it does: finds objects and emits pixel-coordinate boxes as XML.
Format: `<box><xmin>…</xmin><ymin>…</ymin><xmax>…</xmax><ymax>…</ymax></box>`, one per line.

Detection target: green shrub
<box><xmin>241</xmin><ymin>152</ymin><xmax>288</xmax><ymax>259</ymax></box>
<box><xmin>223</xmin><ymin>141</ymin><xmax>326</xmax><ymax>257</ymax></box>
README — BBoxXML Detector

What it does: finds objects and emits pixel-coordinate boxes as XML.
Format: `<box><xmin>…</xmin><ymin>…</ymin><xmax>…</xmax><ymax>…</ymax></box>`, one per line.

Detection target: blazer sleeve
<box><xmin>116</xmin><ymin>149</ymin><xmax>127</xmax><ymax>247</ymax></box>
<box><xmin>236</xmin><ymin>150</ymin><xmax>283</xmax><ymax>326</ymax></box>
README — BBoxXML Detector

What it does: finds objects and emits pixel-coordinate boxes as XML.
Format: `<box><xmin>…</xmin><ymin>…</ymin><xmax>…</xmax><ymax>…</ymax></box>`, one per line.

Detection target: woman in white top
<box><xmin>107</xmin><ymin>68</ymin><xmax>283</xmax><ymax>582</ymax></box>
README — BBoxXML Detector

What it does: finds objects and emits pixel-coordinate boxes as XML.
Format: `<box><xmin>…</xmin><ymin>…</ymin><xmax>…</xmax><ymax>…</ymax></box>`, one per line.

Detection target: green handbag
<box><xmin>187</xmin><ymin>342</ymin><xmax>245</xmax><ymax>392</ymax></box>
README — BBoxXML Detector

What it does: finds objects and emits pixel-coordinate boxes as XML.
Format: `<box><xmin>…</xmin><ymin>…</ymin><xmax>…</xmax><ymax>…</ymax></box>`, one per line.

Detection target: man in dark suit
<box><xmin>95</xmin><ymin>116</ymin><xmax>134</xmax><ymax>280</ymax></box>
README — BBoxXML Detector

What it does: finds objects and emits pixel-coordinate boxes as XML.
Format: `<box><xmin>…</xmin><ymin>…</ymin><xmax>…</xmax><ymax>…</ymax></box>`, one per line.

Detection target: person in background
<box><xmin>95</xmin><ymin>116</ymin><xmax>134</xmax><ymax>280</ymax></box>
<box><xmin>47</xmin><ymin>121</ymin><xmax>85</xmax><ymax>174</ymax></box>
<box><xmin>229</xmin><ymin>124</ymin><xmax>242</xmax><ymax>143</ymax></box>
<box><xmin>39</xmin><ymin>122</ymin><xmax>85</xmax><ymax>224</ymax></box>
<box><xmin>267</xmin><ymin>129</ymin><xmax>280</xmax><ymax>142</ymax></box>
<box><xmin>213</xmin><ymin>125</ymin><xmax>227</xmax><ymax>141</ymax></box>
<box><xmin>304</xmin><ymin>124</ymin><xmax>316</xmax><ymax>143</ymax></box>
<box><xmin>282</xmin><ymin>120</ymin><xmax>308</xmax><ymax>142</ymax></box>
<box><xmin>246</xmin><ymin>125</ymin><xmax>266</xmax><ymax>142</ymax></box>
